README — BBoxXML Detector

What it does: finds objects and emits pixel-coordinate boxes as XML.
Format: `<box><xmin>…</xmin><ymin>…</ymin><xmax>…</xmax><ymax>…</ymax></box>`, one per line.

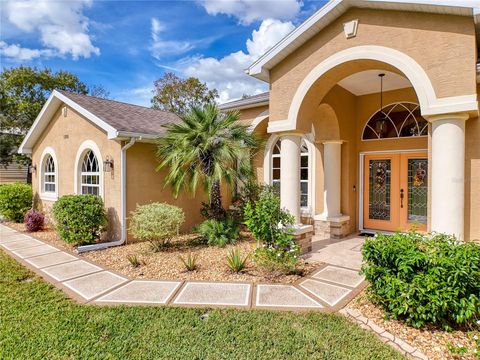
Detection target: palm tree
<box><xmin>156</xmin><ymin>104</ymin><xmax>261</xmax><ymax>220</ymax></box>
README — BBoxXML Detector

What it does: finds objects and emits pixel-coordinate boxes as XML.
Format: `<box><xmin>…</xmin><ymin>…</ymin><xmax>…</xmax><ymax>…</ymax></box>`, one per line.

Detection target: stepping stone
<box><xmin>256</xmin><ymin>284</ymin><xmax>322</xmax><ymax>308</ymax></box>
<box><xmin>42</xmin><ymin>260</ymin><xmax>102</xmax><ymax>281</ymax></box>
<box><xmin>63</xmin><ymin>271</ymin><xmax>127</xmax><ymax>301</ymax></box>
<box><xmin>1</xmin><ymin>238</ymin><xmax>44</xmax><ymax>251</ymax></box>
<box><xmin>312</xmin><ymin>266</ymin><xmax>365</xmax><ymax>288</ymax></box>
<box><xmin>173</xmin><ymin>282</ymin><xmax>251</xmax><ymax>306</ymax></box>
<box><xmin>13</xmin><ymin>244</ymin><xmax>59</xmax><ymax>259</ymax></box>
<box><xmin>96</xmin><ymin>280</ymin><xmax>181</xmax><ymax>304</ymax></box>
<box><xmin>300</xmin><ymin>279</ymin><xmax>351</xmax><ymax>306</ymax></box>
<box><xmin>25</xmin><ymin>251</ymin><xmax>77</xmax><ymax>268</ymax></box>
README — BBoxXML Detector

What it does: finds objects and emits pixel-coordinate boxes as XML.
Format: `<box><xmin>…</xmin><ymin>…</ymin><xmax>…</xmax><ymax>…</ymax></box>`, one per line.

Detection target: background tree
<box><xmin>0</xmin><ymin>66</ymin><xmax>90</xmax><ymax>172</ymax></box>
<box><xmin>89</xmin><ymin>85</ymin><xmax>110</xmax><ymax>99</ymax></box>
<box><xmin>151</xmin><ymin>72</ymin><xmax>218</xmax><ymax>116</ymax></box>
<box><xmin>156</xmin><ymin>104</ymin><xmax>260</xmax><ymax>220</ymax></box>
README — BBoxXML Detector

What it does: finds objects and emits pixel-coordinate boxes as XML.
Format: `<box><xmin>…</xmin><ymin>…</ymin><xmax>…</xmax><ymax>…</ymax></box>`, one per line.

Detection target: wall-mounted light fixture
<box><xmin>29</xmin><ymin>164</ymin><xmax>37</xmax><ymax>174</ymax></box>
<box><xmin>103</xmin><ymin>156</ymin><xmax>114</xmax><ymax>172</ymax></box>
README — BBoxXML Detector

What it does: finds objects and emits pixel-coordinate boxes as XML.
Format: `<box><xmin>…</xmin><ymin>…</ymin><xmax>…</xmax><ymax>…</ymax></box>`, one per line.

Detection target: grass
<box><xmin>0</xmin><ymin>250</ymin><xmax>405</xmax><ymax>360</ymax></box>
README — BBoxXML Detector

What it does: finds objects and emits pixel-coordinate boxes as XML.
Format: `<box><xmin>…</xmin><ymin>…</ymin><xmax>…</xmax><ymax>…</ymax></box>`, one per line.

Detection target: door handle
<box><xmin>400</xmin><ymin>188</ymin><xmax>404</xmax><ymax>208</ymax></box>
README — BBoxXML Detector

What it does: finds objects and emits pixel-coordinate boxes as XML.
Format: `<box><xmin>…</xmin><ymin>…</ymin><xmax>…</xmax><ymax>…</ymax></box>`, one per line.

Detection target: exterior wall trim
<box><xmin>38</xmin><ymin>146</ymin><xmax>58</xmax><ymax>201</ymax></box>
<box><xmin>73</xmin><ymin>140</ymin><xmax>104</xmax><ymax>199</ymax></box>
<box><xmin>268</xmin><ymin>45</ymin><xmax>478</xmax><ymax>133</ymax></box>
<box><xmin>248</xmin><ymin>109</ymin><xmax>269</xmax><ymax>133</ymax></box>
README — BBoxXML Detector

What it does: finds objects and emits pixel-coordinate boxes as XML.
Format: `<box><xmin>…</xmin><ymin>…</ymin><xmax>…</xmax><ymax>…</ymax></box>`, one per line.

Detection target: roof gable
<box><xmin>247</xmin><ymin>0</ymin><xmax>479</xmax><ymax>82</ymax></box>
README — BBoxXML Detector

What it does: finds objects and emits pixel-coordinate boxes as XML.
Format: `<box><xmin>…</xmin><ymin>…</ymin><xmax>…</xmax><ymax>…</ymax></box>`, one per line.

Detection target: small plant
<box><xmin>24</xmin><ymin>209</ymin><xmax>45</xmax><ymax>232</ymax></box>
<box><xmin>226</xmin><ymin>248</ymin><xmax>249</xmax><ymax>273</ymax></box>
<box><xmin>126</xmin><ymin>254</ymin><xmax>144</xmax><ymax>268</ymax></box>
<box><xmin>0</xmin><ymin>183</ymin><xmax>32</xmax><ymax>222</ymax></box>
<box><xmin>179</xmin><ymin>253</ymin><xmax>197</xmax><ymax>271</ymax></box>
<box><xmin>253</xmin><ymin>231</ymin><xmax>300</xmax><ymax>274</ymax></box>
<box><xmin>196</xmin><ymin>216</ymin><xmax>239</xmax><ymax>247</ymax></box>
<box><xmin>129</xmin><ymin>203</ymin><xmax>185</xmax><ymax>251</ymax></box>
<box><xmin>52</xmin><ymin>194</ymin><xmax>107</xmax><ymax>245</ymax></box>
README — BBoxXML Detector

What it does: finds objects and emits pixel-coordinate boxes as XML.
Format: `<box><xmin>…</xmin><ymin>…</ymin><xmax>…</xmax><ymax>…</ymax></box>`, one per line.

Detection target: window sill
<box><xmin>39</xmin><ymin>193</ymin><xmax>58</xmax><ymax>202</ymax></box>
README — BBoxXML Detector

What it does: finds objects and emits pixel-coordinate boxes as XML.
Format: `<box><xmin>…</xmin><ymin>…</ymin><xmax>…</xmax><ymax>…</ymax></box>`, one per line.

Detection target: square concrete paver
<box><xmin>96</xmin><ymin>280</ymin><xmax>182</xmax><ymax>304</ymax></box>
<box><xmin>256</xmin><ymin>285</ymin><xmax>322</xmax><ymax>308</ymax></box>
<box><xmin>300</xmin><ymin>279</ymin><xmax>351</xmax><ymax>306</ymax></box>
<box><xmin>25</xmin><ymin>251</ymin><xmax>78</xmax><ymax>268</ymax></box>
<box><xmin>173</xmin><ymin>282</ymin><xmax>251</xmax><ymax>306</ymax></box>
<box><xmin>1</xmin><ymin>238</ymin><xmax>44</xmax><ymax>251</ymax></box>
<box><xmin>0</xmin><ymin>233</ymin><xmax>29</xmax><ymax>243</ymax></box>
<box><xmin>63</xmin><ymin>271</ymin><xmax>127</xmax><ymax>300</ymax></box>
<box><xmin>312</xmin><ymin>266</ymin><xmax>365</xmax><ymax>288</ymax></box>
<box><xmin>12</xmin><ymin>244</ymin><xmax>59</xmax><ymax>259</ymax></box>
<box><xmin>42</xmin><ymin>260</ymin><xmax>102</xmax><ymax>281</ymax></box>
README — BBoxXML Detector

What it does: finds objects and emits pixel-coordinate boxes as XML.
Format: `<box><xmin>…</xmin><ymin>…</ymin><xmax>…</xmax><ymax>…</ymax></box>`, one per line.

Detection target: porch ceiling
<box><xmin>337</xmin><ymin>70</ymin><xmax>412</xmax><ymax>96</ymax></box>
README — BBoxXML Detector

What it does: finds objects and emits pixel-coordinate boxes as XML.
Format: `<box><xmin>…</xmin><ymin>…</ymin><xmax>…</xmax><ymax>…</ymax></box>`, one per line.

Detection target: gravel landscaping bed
<box><xmin>4</xmin><ymin>222</ymin><xmax>320</xmax><ymax>284</ymax></box>
<box><xmin>347</xmin><ymin>291</ymin><xmax>479</xmax><ymax>360</ymax></box>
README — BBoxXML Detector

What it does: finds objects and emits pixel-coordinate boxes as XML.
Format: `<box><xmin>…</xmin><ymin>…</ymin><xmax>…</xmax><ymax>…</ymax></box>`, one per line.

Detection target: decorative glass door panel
<box><xmin>363</xmin><ymin>152</ymin><xmax>428</xmax><ymax>233</ymax></box>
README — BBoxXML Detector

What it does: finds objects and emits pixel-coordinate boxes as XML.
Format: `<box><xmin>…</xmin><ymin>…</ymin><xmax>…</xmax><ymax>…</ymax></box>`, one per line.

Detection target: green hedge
<box><xmin>0</xmin><ymin>183</ymin><xmax>32</xmax><ymax>222</ymax></box>
<box><xmin>52</xmin><ymin>195</ymin><xmax>107</xmax><ymax>245</ymax></box>
<box><xmin>362</xmin><ymin>232</ymin><xmax>480</xmax><ymax>329</ymax></box>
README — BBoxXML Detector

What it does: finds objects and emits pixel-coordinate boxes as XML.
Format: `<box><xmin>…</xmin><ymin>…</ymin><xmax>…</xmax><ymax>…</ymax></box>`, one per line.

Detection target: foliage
<box><xmin>0</xmin><ymin>66</ymin><xmax>89</xmax><ymax>167</ymax></box>
<box><xmin>0</xmin><ymin>183</ymin><xmax>32</xmax><ymax>222</ymax></box>
<box><xmin>129</xmin><ymin>202</ymin><xmax>185</xmax><ymax>251</ymax></box>
<box><xmin>156</xmin><ymin>104</ymin><xmax>261</xmax><ymax>220</ymax></box>
<box><xmin>253</xmin><ymin>231</ymin><xmax>300</xmax><ymax>274</ymax></box>
<box><xmin>52</xmin><ymin>195</ymin><xmax>107</xmax><ymax>245</ymax></box>
<box><xmin>196</xmin><ymin>217</ymin><xmax>240</xmax><ymax>247</ymax></box>
<box><xmin>226</xmin><ymin>248</ymin><xmax>249</xmax><ymax>273</ymax></box>
<box><xmin>151</xmin><ymin>72</ymin><xmax>218</xmax><ymax>116</ymax></box>
<box><xmin>89</xmin><ymin>84</ymin><xmax>110</xmax><ymax>99</ymax></box>
<box><xmin>231</xmin><ymin>180</ymin><xmax>263</xmax><ymax>221</ymax></box>
<box><xmin>179</xmin><ymin>252</ymin><xmax>197</xmax><ymax>272</ymax></box>
<box><xmin>0</xmin><ymin>251</ymin><xmax>404</xmax><ymax>360</ymax></box>
<box><xmin>126</xmin><ymin>255</ymin><xmax>144</xmax><ymax>268</ymax></box>
<box><xmin>362</xmin><ymin>232</ymin><xmax>480</xmax><ymax>329</ymax></box>
<box><xmin>24</xmin><ymin>209</ymin><xmax>44</xmax><ymax>232</ymax></box>
<box><xmin>243</xmin><ymin>186</ymin><xmax>294</xmax><ymax>246</ymax></box>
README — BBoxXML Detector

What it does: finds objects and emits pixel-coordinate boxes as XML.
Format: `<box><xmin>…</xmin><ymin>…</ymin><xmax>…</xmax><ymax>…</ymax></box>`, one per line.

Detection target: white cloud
<box><xmin>182</xmin><ymin>19</ymin><xmax>294</xmax><ymax>102</ymax></box>
<box><xmin>3</xmin><ymin>0</ymin><xmax>99</xmax><ymax>60</ymax></box>
<box><xmin>150</xmin><ymin>18</ymin><xmax>194</xmax><ymax>59</ymax></box>
<box><xmin>199</xmin><ymin>0</ymin><xmax>301</xmax><ymax>24</ymax></box>
<box><xmin>0</xmin><ymin>41</ymin><xmax>54</xmax><ymax>61</ymax></box>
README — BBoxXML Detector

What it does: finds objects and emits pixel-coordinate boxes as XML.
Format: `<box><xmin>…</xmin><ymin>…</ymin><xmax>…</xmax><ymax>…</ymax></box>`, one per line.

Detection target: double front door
<box><xmin>363</xmin><ymin>152</ymin><xmax>428</xmax><ymax>232</ymax></box>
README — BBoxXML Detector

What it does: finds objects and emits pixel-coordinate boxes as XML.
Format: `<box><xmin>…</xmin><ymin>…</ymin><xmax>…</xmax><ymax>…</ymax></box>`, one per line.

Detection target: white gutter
<box><xmin>77</xmin><ymin>137</ymin><xmax>138</xmax><ymax>253</ymax></box>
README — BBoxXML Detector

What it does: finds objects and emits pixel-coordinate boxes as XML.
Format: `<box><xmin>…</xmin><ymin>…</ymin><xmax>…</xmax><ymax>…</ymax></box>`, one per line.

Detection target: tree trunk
<box><xmin>210</xmin><ymin>180</ymin><xmax>225</xmax><ymax>220</ymax></box>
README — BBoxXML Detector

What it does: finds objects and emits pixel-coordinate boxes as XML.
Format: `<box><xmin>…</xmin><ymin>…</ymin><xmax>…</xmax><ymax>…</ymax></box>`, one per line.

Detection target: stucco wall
<box><xmin>31</xmin><ymin>104</ymin><xmax>122</xmax><ymax>239</ymax></box>
<box><xmin>269</xmin><ymin>8</ymin><xmax>476</xmax><ymax>122</ymax></box>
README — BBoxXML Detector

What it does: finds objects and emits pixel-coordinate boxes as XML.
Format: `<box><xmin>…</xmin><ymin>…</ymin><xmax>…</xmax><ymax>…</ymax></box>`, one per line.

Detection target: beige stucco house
<box><xmin>19</xmin><ymin>0</ymin><xmax>480</xmax><ymax>251</ymax></box>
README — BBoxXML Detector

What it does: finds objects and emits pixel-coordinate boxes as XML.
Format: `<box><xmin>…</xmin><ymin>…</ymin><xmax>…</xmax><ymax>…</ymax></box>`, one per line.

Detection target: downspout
<box><xmin>77</xmin><ymin>137</ymin><xmax>138</xmax><ymax>253</ymax></box>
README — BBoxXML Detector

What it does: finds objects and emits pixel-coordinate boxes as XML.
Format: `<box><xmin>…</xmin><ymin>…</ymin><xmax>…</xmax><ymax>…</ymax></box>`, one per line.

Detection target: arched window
<box><xmin>270</xmin><ymin>138</ymin><xmax>310</xmax><ymax>209</ymax></box>
<box><xmin>80</xmin><ymin>150</ymin><xmax>100</xmax><ymax>195</ymax></box>
<box><xmin>362</xmin><ymin>102</ymin><xmax>428</xmax><ymax>140</ymax></box>
<box><xmin>43</xmin><ymin>154</ymin><xmax>56</xmax><ymax>193</ymax></box>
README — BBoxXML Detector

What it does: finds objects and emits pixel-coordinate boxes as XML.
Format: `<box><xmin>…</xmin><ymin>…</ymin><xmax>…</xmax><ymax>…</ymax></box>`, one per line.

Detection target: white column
<box><xmin>280</xmin><ymin>134</ymin><xmax>301</xmax><ymax>223</ymax></box>
<box><xmin>430</xmin><ymin>112</ymin><xmax>469</xmax><ymax>240</ymax></box>
<box><xmin>317</xmin><ymin>140</ymin><xmax>343</xmax><ymax>220</ymax></box>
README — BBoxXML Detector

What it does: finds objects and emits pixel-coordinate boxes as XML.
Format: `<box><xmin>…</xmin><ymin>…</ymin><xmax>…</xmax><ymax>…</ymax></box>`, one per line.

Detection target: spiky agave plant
<box><xmin>156</xmin><ymin>104</ymin><xmax>261</xmax><ymax>220</ymax></box>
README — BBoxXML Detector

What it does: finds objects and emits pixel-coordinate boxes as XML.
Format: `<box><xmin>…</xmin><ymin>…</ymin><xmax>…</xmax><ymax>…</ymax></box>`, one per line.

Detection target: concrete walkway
<box><xmin>0</xmin><ymin>224</ymin><xmax>366</xmax><ymax>311</ymax></box>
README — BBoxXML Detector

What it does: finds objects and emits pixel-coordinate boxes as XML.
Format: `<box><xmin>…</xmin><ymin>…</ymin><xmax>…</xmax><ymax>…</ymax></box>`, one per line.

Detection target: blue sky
<box><xmin>1</xmin><ymin>0</ymin><xmax>327</xmax><ymax>106</ymax></box>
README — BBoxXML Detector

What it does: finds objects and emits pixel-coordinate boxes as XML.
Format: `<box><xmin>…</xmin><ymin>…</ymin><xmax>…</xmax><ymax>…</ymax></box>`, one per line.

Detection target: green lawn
<box><xmin>0</xmin><ymin>250</ymin><xmax>404</xmax><ymax>360</ymax></box>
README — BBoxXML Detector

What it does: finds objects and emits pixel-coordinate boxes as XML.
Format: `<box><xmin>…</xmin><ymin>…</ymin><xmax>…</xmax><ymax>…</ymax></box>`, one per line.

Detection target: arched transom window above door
<box><xmin>362</xmin><ymin>102</ymin><xmax>428</xmax><ymax>140</ymax></box>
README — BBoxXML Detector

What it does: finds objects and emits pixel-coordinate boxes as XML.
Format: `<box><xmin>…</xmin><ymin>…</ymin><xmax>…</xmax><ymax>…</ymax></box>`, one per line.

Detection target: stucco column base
<box><xmin>428</xmin><ymin>112</ymin><xmax>469</xmax><ymax>240</ymax></box>
<box><xmin>291</xmin><ymin>224</ymin><xmax>314</xmax><ymax>254</ymax></box>
<box><xmin>314</xmin><ymin>215</ymin><xmax>350</xmax><ymax>240</ymax></box>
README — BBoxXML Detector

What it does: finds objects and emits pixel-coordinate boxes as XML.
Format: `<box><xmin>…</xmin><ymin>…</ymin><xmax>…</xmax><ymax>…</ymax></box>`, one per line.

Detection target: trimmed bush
<box><xmin>24</xmin><ymin>209</ymin><xmax>45</xmax><ymax>232</ymax></box>
<box><xmin>0</xmin><ymin>183</ymin><xmax>32</xmax><ymax>222</ymax></box>
<box><xmin>129</xmin><ymin>202</ymin><xmax>185</xmax><ymax>251</ymax></box>
<box><xmin>362</xmin><ymin>232</ymin><xmax>480</xmax><ymax>329</ymax></box>
<box><xmin>196</xmin><ymin>217</ymin><xmax>240</xmax><ymax>247</ymax></box>
<box><xmin>52</xmin><ymin>195</ymin><xmax>107</xmax><ymax>245</ymax></box>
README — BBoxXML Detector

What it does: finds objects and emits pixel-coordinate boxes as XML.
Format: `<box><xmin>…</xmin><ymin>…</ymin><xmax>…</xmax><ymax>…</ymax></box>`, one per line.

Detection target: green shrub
<box><xmin>52</xmin><ymin>195</ymin><xmax>107</xmax><ymax>245</ymax></box>
<box><xmin>253</xmin><ymin>231</ymin><xmax>300</xmax><ymax>274</ymax></box>
<box><xmin>196</xmin><ymin>217</ymin><xmax>239</xmax><ymax>247</ymax></box>
<box><xmin>129</xmin><ymin>202</ymin><xmax>185</xmax><ymax>251</ymax></box>
<box><xmin>362</xmin><ymin>232</ymin><xmax>480</xmax><ymax>329</ymax></box>
<box><xmin>0</xmin><ymin>183</ymin><xmax>32</xmax><ymax>222</ymax></box>
<box><xmin>179</xmin><ymin>252</ymin><xmax>197</xmax><ymax>271</ymax></box>
<box><xmin>226</xmin><ymin>248</ymin><xmax>249</xmax><ymax>273</ymax></box>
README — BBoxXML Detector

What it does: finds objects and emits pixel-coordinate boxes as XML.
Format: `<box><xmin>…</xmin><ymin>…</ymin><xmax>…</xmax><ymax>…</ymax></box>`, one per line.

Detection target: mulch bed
<box><xmin>346</xmin><ymin>291</ymin><xmax>479</xmax><ymax>360</ymax></box>
<box><xmin>4</xmin><ymin>222</ymin><xmax>321</xmax><ymax>284</ymax></box>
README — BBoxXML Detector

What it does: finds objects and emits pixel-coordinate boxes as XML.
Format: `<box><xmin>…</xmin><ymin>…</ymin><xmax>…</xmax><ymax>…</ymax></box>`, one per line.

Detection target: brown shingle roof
<box><xmin>57</xmin><ymin>90</ymin><xmax>180</xmax><ymax>136</ymax></box>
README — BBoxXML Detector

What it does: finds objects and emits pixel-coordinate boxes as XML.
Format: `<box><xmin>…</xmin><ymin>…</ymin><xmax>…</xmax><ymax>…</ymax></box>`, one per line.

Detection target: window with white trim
<box><xmin>43</xmin><ymin>154</ymin><xmax>56</xmax><ymax>193</ymax></box>
<box><xmin>80</xmin><ymin>150</ymin><xmax>100</xmax><ymax>195</ymax></box>
<box><xmin>300</xmin><ymin>140</ymin><xmax>309</xmax><ymax>208</ymax></box>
